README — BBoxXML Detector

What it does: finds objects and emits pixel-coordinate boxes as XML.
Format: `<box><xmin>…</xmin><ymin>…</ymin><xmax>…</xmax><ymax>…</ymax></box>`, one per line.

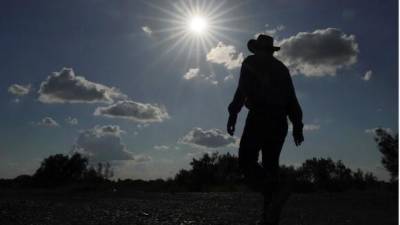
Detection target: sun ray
<box><xmin>138</xmin><ymin>0</ymin><xmax>248</xmax><ymax>73</ymax></box>
<box><xmin>148</xmin><ymin>30</ymin><xmax>187</xmax><ymax>50</ymax></box>
<box><xmin>208</xmin><ymin>0</ymin><xmax>249</xmax><ymax>21</ymax></box>
<box><xmin>212</xmin><ymin>14</ymin><xmax>257</xmax><ymax>25</ymax></box>
<box><xmin>205</xmin><ymin>0</ymin><xmax>228</xmax><ymax>18</ymax></box>
<box><xmin>141</xmin><ymin>1</ymin><xmax>187</xmax><ymax>22</ymax></box>
<box><xmin>210</xmin><ymin>25</ymin><xmax>251</xmax><ymax>33</ymax></box>
<box><xmin>138</xmin><ymin>31</ymin><xmax>189</xmax><ymax>72</ymax></box>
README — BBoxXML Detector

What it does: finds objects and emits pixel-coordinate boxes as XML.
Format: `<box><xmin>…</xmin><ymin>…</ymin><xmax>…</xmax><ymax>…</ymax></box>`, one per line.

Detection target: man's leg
<box><xmin>261</xmin><ymin>139</ymin><xmax>285</xmax><ymax>225</ymax></box>
<box><xmin>238</xmin><ymin>121</ymin><xmax>263</xmax><ymax>192</ymax></box>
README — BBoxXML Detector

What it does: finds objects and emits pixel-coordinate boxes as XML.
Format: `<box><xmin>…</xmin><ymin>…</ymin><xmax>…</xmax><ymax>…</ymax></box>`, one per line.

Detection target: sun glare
<box><xmin>188</xmin><ymin>16</ymin><xmax>208</xmax><ymax>34</ymax></box>
<box><xmin>142</xmin><ymin>0</ymin><xmax>243</xmax><ymax>66</ymax></box>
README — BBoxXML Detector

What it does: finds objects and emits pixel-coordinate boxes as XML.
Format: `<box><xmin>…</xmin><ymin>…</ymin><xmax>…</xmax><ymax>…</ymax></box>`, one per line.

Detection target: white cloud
<box><xmin>8</xmin><ymin>84</ymin><xmax>31</xmax><ymax>96</ymax></box>
<box><xmin>179</xmin><ymin>127</ymin><xmax>238</xmax><ymax>149</ymax></box>
<box><xmin>34</xmin><ymin>117</ymin><xmax>59</xmax><ymax>127</ymax></box>
<box><xmin>65</xmin><ymin>117</ymin><xmax>78</xmax><ymax>125</ymax></box>
<box><xmin>206</xmin><ymin>42</ymin><xmax>244</xmax><ymax>70</ymax></box>
<box><xmin>38</xmin><ymin>68</ymin><xmax>126</xmax><ymax>104</ymax></box>
<box><xmin>289</xmin><ymin>123</ymin><xmax>320</xmax><ymax>132</ymax></box>
<box><xmin>185</xmin><ymin>151</ymin><xmax>211</xmax><ymax>160</ymax></box>
<box><xmin>94</xmin><ymin>100</ymin><xmax>169</xmax><ymax>123</ymax></box>
<box><xmin>142</xmin><ymin>26</ymin><xmax>153</xmax><ymax>36</ymax></box>
<box><xmin>183</xmin><ymin>68</ymin><xmax>200</xmax><ymax>80</ymax></box>
<box><xmin>183</xmin><ymin>68</ymin><xmax>218</xmax><ymax>85</ymax></box>
<box><xmin>137</xmin><ymin>123</ymin><xmax>150</xmax><ymax>129</ymax></box>
<box><xmin>223</xmin><ymin>74</ymin><xmax>234</xmax><ymax>82</ymax></box>
<box><xmin>276</xmin><ymin>28</ymin><xmax>359</xmax><ymax>77</ymax></box>
<box><xmin>255</xmin><ymin>24</ymin><xmax>285</xmax><ymax>38</ymax></box>
<box><xmin>362</xmin><ymin>70</ymin><xmax>373</xmax><ymax>81</ymax></box>
<box><xmin>365</xmin><ymin>127</ymin><xmax>393</xmax><ymax>135</ymax></box>
<box><xmin>72</xmin><ymin>125</ymin><xmax>133</xmax><ymax>161</ymax></box>
<box><xmin>204</xmin><ymin>74</ymin><xmax>218</xmax><ymax>85</ymax></box>
<box><xmin>304</xmin><ymin>124</ymin><xmax>321</xmax><ymax>131</ymax></box>
<box><xmin>154</xmin><ymin>145</ymin><xmax>170</xmax><ymax>151</ymax></box>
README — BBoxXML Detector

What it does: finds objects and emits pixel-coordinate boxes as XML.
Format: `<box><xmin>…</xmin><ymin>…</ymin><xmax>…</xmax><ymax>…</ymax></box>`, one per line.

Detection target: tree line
<box><xmin>0</xmin><ymin>128</ymin><xmax>397</xmax><ymax>193</ymax></box>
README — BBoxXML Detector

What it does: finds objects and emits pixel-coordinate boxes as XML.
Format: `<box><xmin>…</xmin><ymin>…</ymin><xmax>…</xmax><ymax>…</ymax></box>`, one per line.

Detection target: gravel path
<box><xmin>0</xmin><ymin>191</ymin><xmax>397</xmax><ymax>225</ymax></box>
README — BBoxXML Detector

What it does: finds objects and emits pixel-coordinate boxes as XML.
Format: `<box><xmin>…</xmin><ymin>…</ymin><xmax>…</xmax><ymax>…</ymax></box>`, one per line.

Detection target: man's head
<box><xmin>247</xmin><ymin>35</ymin><xmax>280</xmax><ymax>55</ymax></box>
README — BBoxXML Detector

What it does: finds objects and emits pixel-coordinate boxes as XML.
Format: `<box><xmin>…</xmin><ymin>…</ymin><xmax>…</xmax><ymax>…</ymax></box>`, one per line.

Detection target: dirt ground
<box><xmin>0</xmin><ymin>190</ymin><xmax>397</xmax><ymax>225</ymax></box>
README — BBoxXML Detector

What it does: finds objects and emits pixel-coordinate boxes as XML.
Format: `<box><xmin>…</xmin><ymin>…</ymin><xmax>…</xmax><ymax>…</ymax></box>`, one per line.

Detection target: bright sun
<box><xmin>188</xmin><ymin>16</ymin><xmax>208</xmax><ymax>34</ymax></box>
<box><xmin>143</xmin><ymin>0</ymin><xmax>240</xmax><ymax>62</ymax></box>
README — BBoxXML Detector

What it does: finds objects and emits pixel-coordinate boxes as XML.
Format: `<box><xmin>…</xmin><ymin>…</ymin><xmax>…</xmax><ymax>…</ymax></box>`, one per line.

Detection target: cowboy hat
<box><xmin>247</xmin><ymin>34</ymin><xmax>280</xmax><ymax>53</ymax></box>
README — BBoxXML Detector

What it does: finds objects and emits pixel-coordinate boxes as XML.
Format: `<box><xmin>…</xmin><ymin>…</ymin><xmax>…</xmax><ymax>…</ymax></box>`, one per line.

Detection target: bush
<box><xmin>173</xmin><ymin>153</ymin><xmax>379</xmax><ymax>192</ymax></box>
<box><xmin>32</xmin><ymin>153</ymin><xmax>112</xmax><ymax>187</ymax></box>
<box><xmin>374</xmin><ymin>128</ymin><xmax>398</xmax><ymax>182</ymax></box>
<box><xmin>174</xmin><ymin>152</ymin><xmax>242</xmax><ymax>191</ymax></box>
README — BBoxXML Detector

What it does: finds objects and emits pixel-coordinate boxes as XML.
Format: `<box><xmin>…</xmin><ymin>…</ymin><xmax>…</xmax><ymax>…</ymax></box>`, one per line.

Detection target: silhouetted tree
<box><xmin>174</xmin><ymin>152</ymin><xmax>242</xmax><ymax>191</ymax></box>
<box><xmin>374</xmin><ymin>128</ymin><xmax>398</xmax><ymax>182</ymax></box>
<box><xmin>300</xmin><ymin>158</ymin><xmax>336</xmax><ymax>190</ymax></box>
<box><xmin>13</xmin><ymin>175</ymin><xmax>33</xmax><ymax>187</ymax></box>
<box><xmin>214</xmin><ymin>153</ymin><xmax>242</xmax><ymax>185</ymax></box>
<box><xmin>33</xmin><ymin>153</ymin><xmax>113</xmax><ymax>187</ymax></box>
<box><xmin>68</xmin><ymin>153</ymin><xmax>89</xmax><ymax>181</ymax></box>
<box><xmin>173</xmin><ymin>153</ymin><xmax>380</xmax><ymax>192</ymax></box>
<box><xmin>85</xmin><ymin>162</ymin><xmax>114</xmax><ymax>182</ymax></box>
<box><xmin>34</xmin><ymin>154</ymin><xmax>86</xmax><ymax>186</ymax></box>
<box><xmin>331</xmin><ymin>160</ymin><xmax>353</xmax><ymax>190</ymax></box>
<box><xmin>363</xmin><ymin>172</ymin><xmax>378</xmax><ymax>186</ymax></box>
<box><xmin>296</xmin><ymin>158</ymin><xmax>372</xmax><ymax>192</ymax></box>
<box><xmin>188</xmin><ymin>153</ymin><xmax>218</xmax><ymax>190</ymax></box>
<box><xmin>352</xmin><ymin>169</ymin><xmax>366</xmax><ymax>190</ymax></box>
<box><xmin>103</xmin><ymin>162</ymin><xmax>114</xmax><ymax>179</ymax></box>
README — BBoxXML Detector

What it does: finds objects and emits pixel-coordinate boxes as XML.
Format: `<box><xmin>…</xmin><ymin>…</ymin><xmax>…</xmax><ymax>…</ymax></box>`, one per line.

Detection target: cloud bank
<box><xmin>206</xmin><ymin>42</ymin><xmax>244</xmax><ymax>70</ymax></box>
<box><xmin>179</xmin><ymin>127</ymin><xmax>238</xmax><ymax>149</ymax></box>
<box><xmin>277</xmin><ymin>28</ymin><xmax>359</xmax><ymax>77</ymax></box>
<box><xmin>94</xmin><ymin>100</ymin><xmax>169</xmax><ymax>123</ymax></box>
<box><xmin>72</xmin><ymin>125</ymin><xmax>133</xmax><ymax>161</ymax></box>
<box><xmin>38</xmin><ymin>68</ymin><xmax>126</xmax><ymax>104</ymax></box>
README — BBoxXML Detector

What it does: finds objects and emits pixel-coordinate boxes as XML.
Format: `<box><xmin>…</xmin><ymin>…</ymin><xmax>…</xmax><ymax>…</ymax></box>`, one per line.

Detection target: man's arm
<box><xmin>228</xmin><ymin>64</ymin><xmax>247</xmax><ymax>115</ymax></box>
<box><xmin>286</xmin><ymin>69</ymin><xmax>304</xmax><ymax>146</ymax></box>
<box><xmin>227</xmin><ymin>60</ymin><xmax>248</xmax><ymax>136</ymax></box>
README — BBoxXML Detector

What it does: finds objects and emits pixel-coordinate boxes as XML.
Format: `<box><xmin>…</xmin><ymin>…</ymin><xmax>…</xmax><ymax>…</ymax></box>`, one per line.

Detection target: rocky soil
<box><xmin>0</xmin><ymin>190</ymin><xmax>397</xmax><ymax>225</ymax></box>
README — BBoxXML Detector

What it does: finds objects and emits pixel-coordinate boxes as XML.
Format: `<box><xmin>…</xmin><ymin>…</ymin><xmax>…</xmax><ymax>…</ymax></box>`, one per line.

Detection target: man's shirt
<box><xmin>228</xmin><ymin>54</ymin><xmax>303</xmax><ymax>129</ymax></box>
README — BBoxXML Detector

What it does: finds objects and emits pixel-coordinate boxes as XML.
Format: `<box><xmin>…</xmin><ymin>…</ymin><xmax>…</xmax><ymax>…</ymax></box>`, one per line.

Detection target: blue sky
<box><xmin>0</xmin><ymin>0</ymin><xmax>397</xmax><ymax>180</ymax></box>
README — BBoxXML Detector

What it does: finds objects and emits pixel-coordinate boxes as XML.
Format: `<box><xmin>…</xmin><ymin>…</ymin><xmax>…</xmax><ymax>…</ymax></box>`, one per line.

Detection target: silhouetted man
<box><xmin>227</xmin><ymin>35</ymin><xmax>304</xmax><ymax>225</ymax></box>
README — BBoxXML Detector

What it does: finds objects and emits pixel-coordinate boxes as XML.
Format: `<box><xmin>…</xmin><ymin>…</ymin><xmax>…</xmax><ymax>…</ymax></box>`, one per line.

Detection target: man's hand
<box><xmin>293</xmin><ymin>129</ymin><xmax>304</xmax><ymax>146</ymax></box>
<box><xmin>227</xmin><ymin>114</ymin><xmax>237</xmax><ymax>136</ymax></box>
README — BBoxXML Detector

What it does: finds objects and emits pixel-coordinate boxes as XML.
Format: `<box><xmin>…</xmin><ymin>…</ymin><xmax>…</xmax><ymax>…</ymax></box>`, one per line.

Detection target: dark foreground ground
<box><xmin>0</xmin><ymin>190</ymin><xmax>397</xmax><ymax>225</ymax></box>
